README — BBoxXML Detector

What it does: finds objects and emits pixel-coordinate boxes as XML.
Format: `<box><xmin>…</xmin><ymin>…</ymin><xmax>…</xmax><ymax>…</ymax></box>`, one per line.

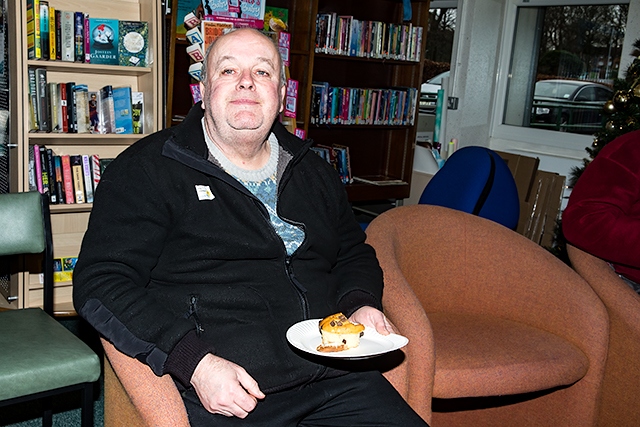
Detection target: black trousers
<box><xmin>183</xmin><ymin>370</ymin><xmax>429</xmax><ymax>427</ymax></box>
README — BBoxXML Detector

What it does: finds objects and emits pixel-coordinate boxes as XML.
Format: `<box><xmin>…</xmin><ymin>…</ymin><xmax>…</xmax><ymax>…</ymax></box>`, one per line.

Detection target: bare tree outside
<box><xmin>538</xmin><ymin>5</ymin><xmax>628</xmax><ymax>83</ymax></box>
<box><xmin>423</xmin><ymin>8</ymin><xmax>456</xmax><ymax>81</ymax></box>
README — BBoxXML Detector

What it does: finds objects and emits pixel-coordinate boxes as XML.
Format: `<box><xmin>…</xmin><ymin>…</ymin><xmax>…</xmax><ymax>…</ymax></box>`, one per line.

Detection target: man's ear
<box><xmin>279</xmin><ymin>83</ymin><xmax>286</xmax><ymax>113</ymax></box>
<box><xmin>199</xmin><ymin>82</ymin><xmax>206</xmax><ymax>109</ymax></box>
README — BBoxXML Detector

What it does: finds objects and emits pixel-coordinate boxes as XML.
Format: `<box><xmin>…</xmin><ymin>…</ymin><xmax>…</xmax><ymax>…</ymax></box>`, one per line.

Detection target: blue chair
<box><xmin>419</xmin><ymin>146</ymin><xmax>520</xmax><ymax>229</ymax></box>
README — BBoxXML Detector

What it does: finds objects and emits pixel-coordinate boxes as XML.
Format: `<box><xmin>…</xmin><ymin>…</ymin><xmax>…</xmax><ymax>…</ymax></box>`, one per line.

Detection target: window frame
<box><xmin>490</xmin><ymin>0</ymin><xmax>632</xmax><ymax>158</ymax></box>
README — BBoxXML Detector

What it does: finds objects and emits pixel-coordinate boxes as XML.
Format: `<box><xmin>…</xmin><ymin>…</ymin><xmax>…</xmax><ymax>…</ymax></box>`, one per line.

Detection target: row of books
<box><xmin>315</xmin><ymin>13</ymin><xmax>423</xmax><ymax>62</ymax></box>
<box><xmin>28</xmin><ymin>144</ymin><xmax>114</xmax><ymax>205</ymax></box>
<box><xmin>28</xmin><ymin>67</ymin><xmax>144</xmax><ymax>134</ymax></box>
<box><xmin>310</xmin><ymin>82</ymin><xmax>418</xmax><ymax>127</ymax></box>
<box><xmin>310</xmin><ymin>144</ymin><xmax>352</xmax><ymax>185</ymax></box>
<box><xmin>27</xmin><ymin>0</ymin><xmax>149</xmax><ymax>67</ymax></box>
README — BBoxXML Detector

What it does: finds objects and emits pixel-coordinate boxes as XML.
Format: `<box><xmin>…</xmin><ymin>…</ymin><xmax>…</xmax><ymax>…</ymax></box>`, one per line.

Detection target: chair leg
<box><xmin>81</xmin><ymin>382</ymin><xmax>94</xmax><ymax>427</ymax></box>
<box><xmin>42</xmin><ymin>396</ymin><xmax>53</xmax><ymax>427</ymax></box>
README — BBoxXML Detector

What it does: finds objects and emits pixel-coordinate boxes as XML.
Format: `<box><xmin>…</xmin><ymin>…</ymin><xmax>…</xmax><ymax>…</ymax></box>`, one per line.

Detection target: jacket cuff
<box><xmin>337</xmin><ymin>290</ymin><xmax>382</xmax><ymax>317</ymax></box>
<box><xmin>164</xmin><ymin>330</ymin><xmax>216</xmax><ymax>388</ymax></box>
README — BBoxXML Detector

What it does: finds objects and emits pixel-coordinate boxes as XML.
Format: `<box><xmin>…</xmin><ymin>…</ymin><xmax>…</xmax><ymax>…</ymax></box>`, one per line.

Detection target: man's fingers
<box><xmin>238</xmin><ymin>369</ymin><xmax>266</xmax><ymax>399</ymax></box>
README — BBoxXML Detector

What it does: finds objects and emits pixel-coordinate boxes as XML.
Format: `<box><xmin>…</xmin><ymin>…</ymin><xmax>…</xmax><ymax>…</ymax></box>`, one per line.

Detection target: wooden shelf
<box><xmin>27</xmin><ymin>60</ymin><xmax>153</xmax><ymax>76</ymax></box>
<box><xmin>314</xmin><ymin>52</ymin><xmax>421</xmax><ymax>65</ymax></box>
<box><xmin>28</xmin><ymin>133</ymin><xmax>150</xmax><ymax>145</ymax></box>
<box><xmin>50</xmin><ymin>204</ymin><xmax>93</xmax><ymax>214</ymax></box>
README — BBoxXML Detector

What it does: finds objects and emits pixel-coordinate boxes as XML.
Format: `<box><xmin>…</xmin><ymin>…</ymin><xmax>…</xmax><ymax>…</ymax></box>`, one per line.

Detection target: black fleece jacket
<box><xmin>73</xmin><ymin>103</ymin><xmax>384</xmax><ymax>393</ymax></box>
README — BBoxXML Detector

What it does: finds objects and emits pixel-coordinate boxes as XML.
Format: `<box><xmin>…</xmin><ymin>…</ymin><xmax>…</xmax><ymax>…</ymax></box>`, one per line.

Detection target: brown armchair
<box><xmin>365</xmin><ymin>205</ymin><xmax>609</xmax><ymax>427</ymax></box>
<box><xmin>100</xmin><ymin>275</ymin><xmax>435</xmax><ymax>425</ymax></box>
<box><xmin>567</xmin><ymin>244</ymin><xmax>640</xmax><ymax>427</ymax></box>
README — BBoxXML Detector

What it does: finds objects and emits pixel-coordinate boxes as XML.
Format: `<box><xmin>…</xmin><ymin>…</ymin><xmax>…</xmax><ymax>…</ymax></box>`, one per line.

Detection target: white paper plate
<box><xmin>286</xmin><ymin>318</ymin><xmax>409</xmax><ymax>359</ymax></box>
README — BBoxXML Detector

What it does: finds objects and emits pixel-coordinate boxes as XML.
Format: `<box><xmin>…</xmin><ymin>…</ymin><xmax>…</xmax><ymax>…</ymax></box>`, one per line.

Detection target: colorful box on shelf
<box><xmin>186</xmin><ymin>42</ymin><xmax>204</xmax><ymax>62</ymax></box>
<box><xmin>190</xmin><ymin>84</ymin><xmax>202</xmax><ymax>103</ymax></box>
<box><xmin>185</xmin><ymin>27</ymin><xmax>204</xmax><ymax>45</ymax></box>
<box><xmin>284</xmin><ymin>79</ymin><xmax>298</xmax><ymax>118</ymax></box>
<box><xmin>188</xmin><ymin>62</ymin><xmax>203</xmax><ymax>81</ymax></box>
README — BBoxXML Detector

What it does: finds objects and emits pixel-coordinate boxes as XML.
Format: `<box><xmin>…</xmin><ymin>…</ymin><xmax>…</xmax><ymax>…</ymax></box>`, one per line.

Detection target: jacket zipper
<box><xmin>187</xmin><ymin>295</ymin><xmax>205</xmax><ymax>336</ymax></box>
<box><xmin>285</xmin><ymin>257</ymin><xmax>310</xmax><ymax>319</ymax></box>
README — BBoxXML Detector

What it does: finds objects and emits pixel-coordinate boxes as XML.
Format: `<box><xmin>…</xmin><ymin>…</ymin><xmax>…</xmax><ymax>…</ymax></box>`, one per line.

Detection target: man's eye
<box><xmin>222</xmin><ymin>69</ymin><xmax>234</xmax><ymax>75</ymax></box>
<box><xmin>256</xmin><ymin>70</ymin><xmax>269</xmax><ymax>76</ymax></box>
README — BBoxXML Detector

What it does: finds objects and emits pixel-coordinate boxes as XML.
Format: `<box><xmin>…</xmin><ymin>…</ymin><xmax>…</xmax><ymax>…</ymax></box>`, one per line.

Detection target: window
<box><xmin>492</xmin><ymin>0</ymin><xmax>634</xmax><ymax>153</ymax></box>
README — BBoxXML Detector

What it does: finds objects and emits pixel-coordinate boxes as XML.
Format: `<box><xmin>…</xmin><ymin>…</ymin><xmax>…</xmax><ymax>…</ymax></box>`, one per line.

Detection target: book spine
<box><xmin>112</xmin><ymin>86</ymin><xmax>133</xmax><ymax>134</ymax></box>
<box><xmin>131</xmin><ymin>92</ymin><xmax>144</xmax><ymax>134</ymax></box>
<box><xmin>33</xmin><ymin>0</ymin><xmax>41</xmax><ymax>59</ymax></box>
<box><xmin>48</xmin><ymin>82</ymin><xmax>60</xmax><ymax>132</ymax></box>
<box><xmin>28</xmin><ymin>68</ymin><xmax>39</xmax><ymax>131</ymax></box>
<box><xmin>39</xmin><ymin>145</ymin><xmax>50</xmax><ymax>197</ymax></box>
<box><xmin>46</xmin><ymin>148</ymin><xmax>58</xmax><ymax>204</ymax></box>
<box><xmin>26</xmin><ymin>0</ymin><xmax>36</xmax><ymax>59</ymax></box>
<box><xmin>61</xmin><ymin>10</ymin><xmax>74</xmax><ymax>61</ymax></box>
<box><xmin>61</xmin><ymin>155</ymin><xmax>75</xmax><ymax>204</ymax></box>
<box><xmin>54</xmin><ymin>155</ymin><xmax>65</xmax><ymax>204</ymax></box>
<box><xmin>88</xmin><ymin>91</ymin><xmax>99</xmax><ymax>133</ymax></box>
<box><xmin>55</xmin><ymin>10</ymin><xmax>62</xmax><ymax>60</ymax></box>
<box><xmin>66</xmin><ymin>82</ymin><xmax>77</xmax><ymax>133</ymax></box>
<box><xmin>71</xmin><ymin>155</ymin><xmax>85</xmax><ymax>203</ymax></box>
<box><xmin>91</xmin><ymin>154</ymin><xmax>101</xmax><ymax>192</ymax></box>
<box><xmin>84</xmin><ymin>13</ymin><xmax>91</xmax><ymax>63</ymax></box>
<box><xmin>74</xmin><ymin>86</ymin><xmax>90</xmax><ymax>133</ymax></box>
<box><xmin>74</xmin><ymin>12</ymin><xmax>84</xmax><ymax>62</ymax></box>
<box><xmin>40</xmin><ymin>1</ymin><xmax>49</xmax><ymax>60</ymax></box>
<box><xmin>58</xmin><ymin>82</ymin><xmax>68</xmax><ymax>133</ymax></box>
<box><xmin>48</xmin><ymin>5</ymin><xmax>56</xmax><ymax>60</ymax></box>
<box><xmin>33</xmin><ymin>144</ymin><xmax>43</xmax><ymax>193</ymax></box>
<box><xmin>35</xmin><ymin>68</ymin><xmax>49</xmax><ymax>132</ymax></box>
<box><xmin>28</xmin><ymin>146</ymin><xmax>37</xmax><ymax>191</ymax></box>
<box><xmin>82</xmin><ymin>154</ymin><xmax>94</xmax><ymax>203</ymax></box>
<box><xmin>100</xmin><ymin>85</ymin><xmax>115</xmax><ymax>133</ymax></box>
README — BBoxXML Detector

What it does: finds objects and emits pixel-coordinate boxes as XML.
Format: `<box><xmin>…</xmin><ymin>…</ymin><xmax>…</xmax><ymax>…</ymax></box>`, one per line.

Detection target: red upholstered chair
<box><xmin>567</xmin><ymin>244</ymin><xmax>640</xmax><ymax>427</ymax></box>
<box><xmin>100</xmin><ymin>285</ymin><xmax>435</xmax><ymax>425</ymax></box>
<box><xmin>364</xmin><ymin>205</ymin><xmax>609</xmax><ymax>427</ymax></box>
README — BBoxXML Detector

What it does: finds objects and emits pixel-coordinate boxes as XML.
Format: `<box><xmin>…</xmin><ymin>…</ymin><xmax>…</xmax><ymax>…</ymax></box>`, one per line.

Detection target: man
<box><xmin>74</xmin><ymin>28</ymin><xmax>428</xmax><ymax>426</ymax></box>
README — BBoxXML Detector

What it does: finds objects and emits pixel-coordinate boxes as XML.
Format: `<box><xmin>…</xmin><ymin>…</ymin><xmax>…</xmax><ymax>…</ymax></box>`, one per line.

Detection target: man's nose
<box><xmin>237</xmin><ymin>70</ymin><xmax>255</xmax><ymax>90</ymax></box>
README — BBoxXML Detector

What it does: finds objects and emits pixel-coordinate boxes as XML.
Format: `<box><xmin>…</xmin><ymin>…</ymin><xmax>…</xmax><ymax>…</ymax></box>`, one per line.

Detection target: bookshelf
<box><xmin>7</xmin><ymin>0</ymin><xmax>163</xmax><ymax>314</ymax></box>
<box><xmin>302</xmin><ymin>0</ymin><xmax>429</xmax><ymax>203</ymax></box>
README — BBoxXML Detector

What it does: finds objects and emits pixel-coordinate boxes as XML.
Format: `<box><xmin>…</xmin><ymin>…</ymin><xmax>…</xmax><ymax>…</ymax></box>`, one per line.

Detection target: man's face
<box><xmin>200</xmin><ymin>30</ymin><xmax>285</xmax><ymax>141</ymax></box>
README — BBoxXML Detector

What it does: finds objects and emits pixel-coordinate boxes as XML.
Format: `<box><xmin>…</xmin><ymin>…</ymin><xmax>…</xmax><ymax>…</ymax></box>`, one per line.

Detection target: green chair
<box><xmin>0</xmin><ymin>192</ymin><xmax>101</xmax><ymax>427</ymax></box>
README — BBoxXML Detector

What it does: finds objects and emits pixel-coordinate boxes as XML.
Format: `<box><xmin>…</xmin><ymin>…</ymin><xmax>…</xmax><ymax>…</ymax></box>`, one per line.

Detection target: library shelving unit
<box><xmin>7</xmin><ymin>0</ymin><xmax>163</xmax><ymax>314</ymax></box>
<box><xmin>286</xmin><ymin>0</ymin><xmax>430</xmax><ymax>203</ymax></box>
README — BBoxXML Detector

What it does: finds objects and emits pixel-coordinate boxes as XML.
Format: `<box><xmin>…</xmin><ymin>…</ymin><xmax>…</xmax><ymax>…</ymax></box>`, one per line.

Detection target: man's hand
<box><xmin>190</xmin><ymin>353</ymin><xmax>265</xmax><ymax>418</ymax></box>
<box><xmin>349</xmin><ymin>306</ymin><xmax>395</xmax><ymax>336</ymax></box>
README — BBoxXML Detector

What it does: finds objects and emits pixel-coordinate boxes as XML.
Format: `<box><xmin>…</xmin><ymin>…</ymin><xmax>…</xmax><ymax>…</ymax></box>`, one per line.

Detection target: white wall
<box><xmin>443</xmin><ymin>0</ymin><xmax>506</xmax><ymax>152</ymax></box>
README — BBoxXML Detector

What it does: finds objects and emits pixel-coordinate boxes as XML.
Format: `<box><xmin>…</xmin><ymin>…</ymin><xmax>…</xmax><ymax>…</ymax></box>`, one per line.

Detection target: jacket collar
<box><xmin>168</xmin><ymin>102</ymin><xmax>311</xmax><ymax>160</ymax></box>
<box><xmin>162</xmin><ymin>103</ymin><xmax>313</xmax><ymax>183</ymax></box>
